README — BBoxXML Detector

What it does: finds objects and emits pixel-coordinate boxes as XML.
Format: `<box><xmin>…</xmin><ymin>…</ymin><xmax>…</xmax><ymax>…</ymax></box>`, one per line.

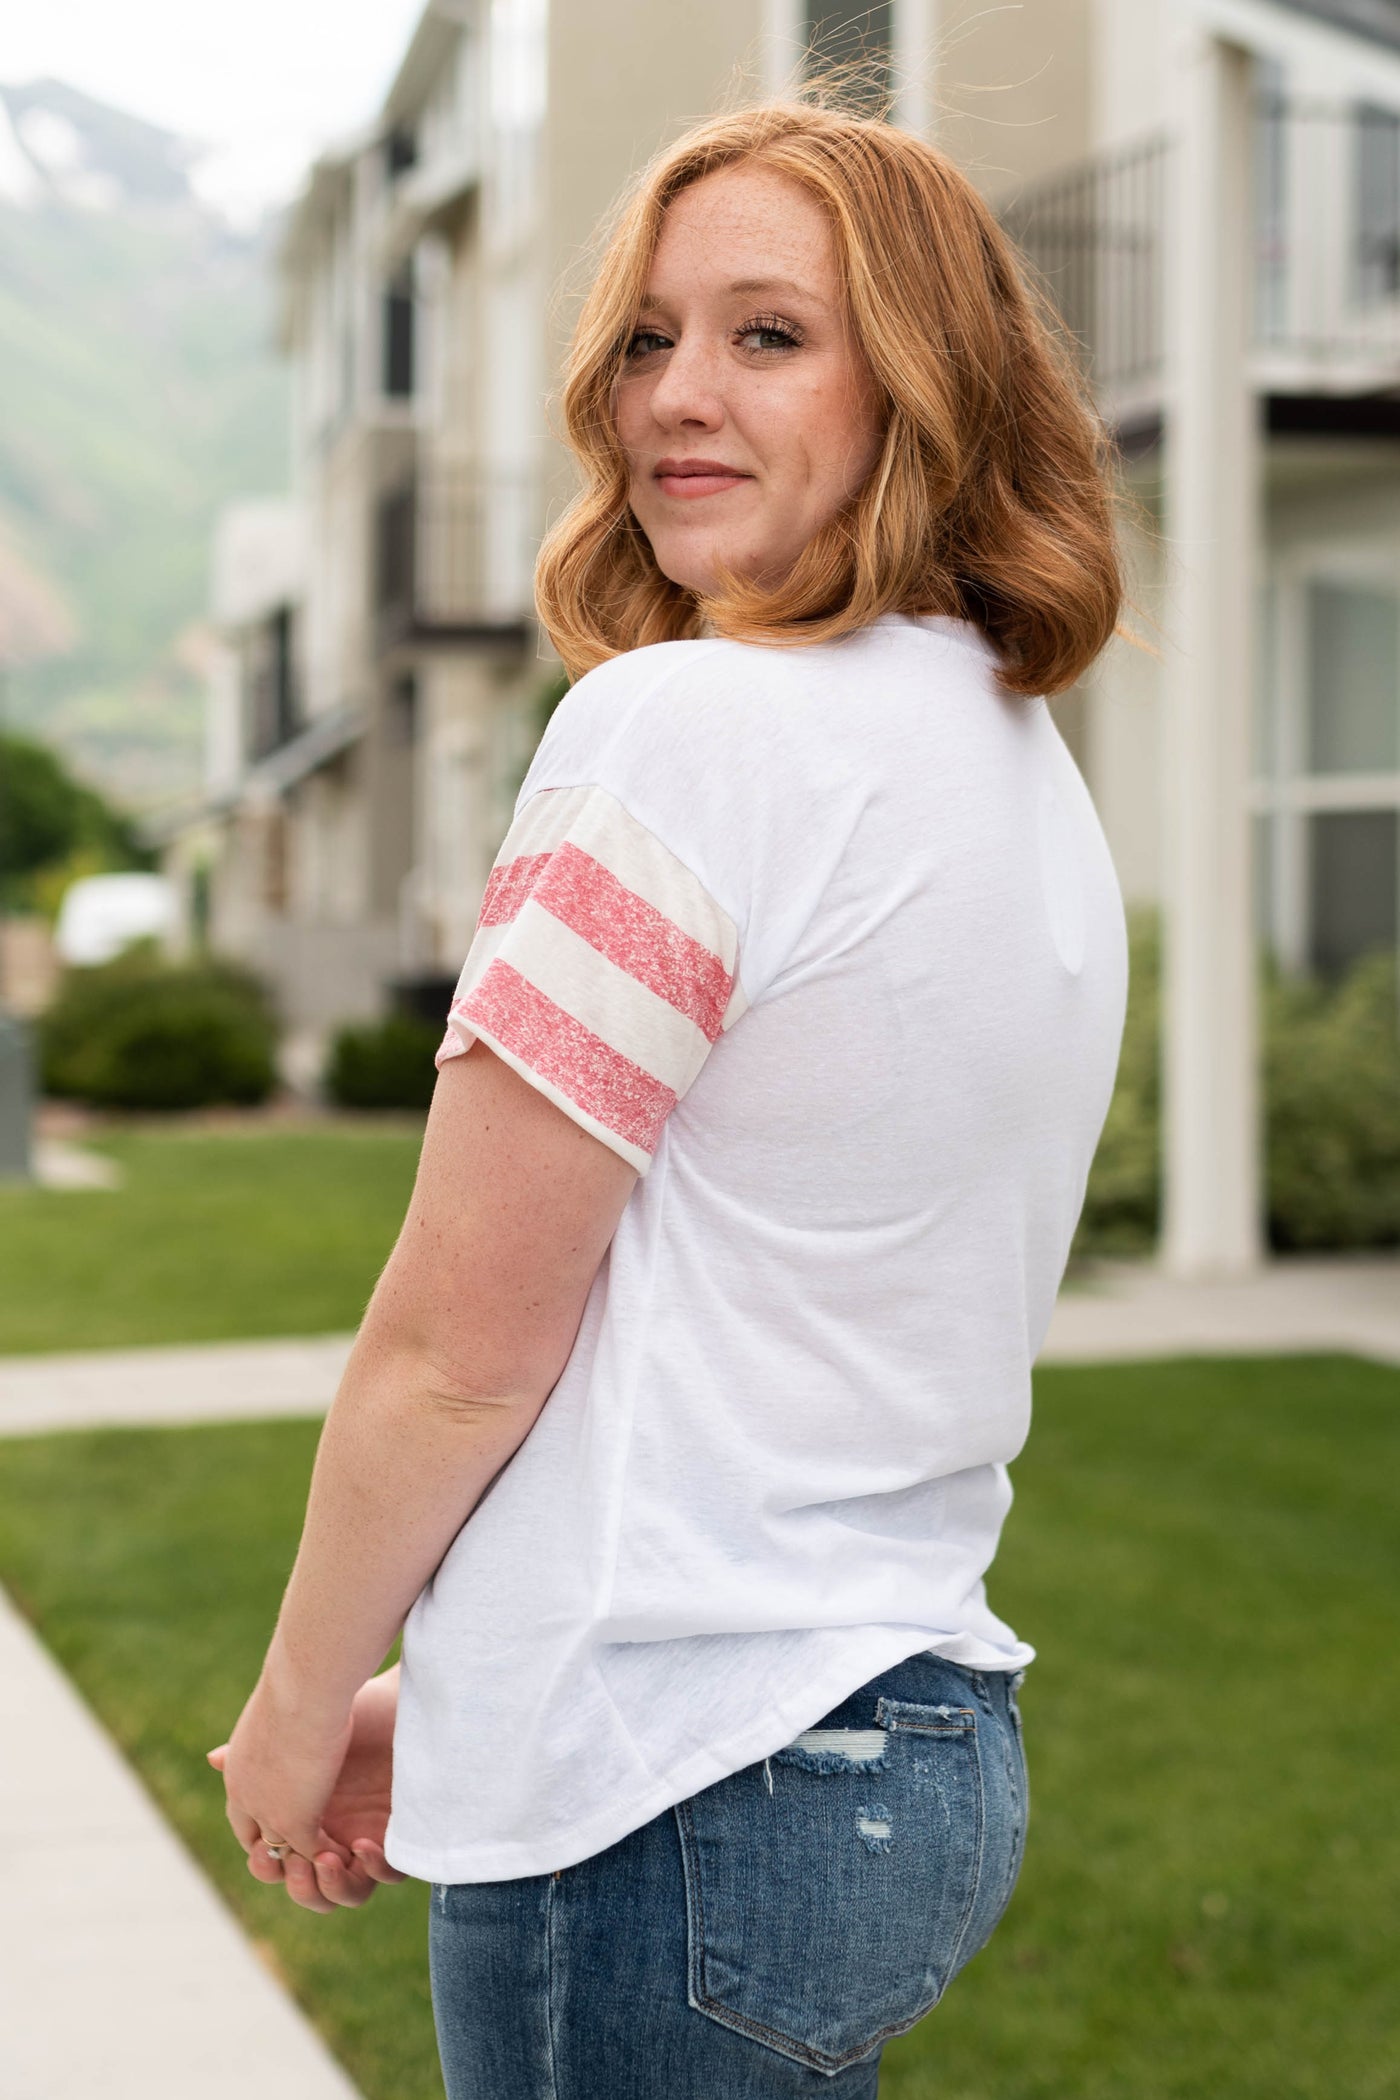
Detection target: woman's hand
<box><xmin>209</xmin><ymin>1662</ymin><xmax>406</xmax><ymax>1913</ymax></box>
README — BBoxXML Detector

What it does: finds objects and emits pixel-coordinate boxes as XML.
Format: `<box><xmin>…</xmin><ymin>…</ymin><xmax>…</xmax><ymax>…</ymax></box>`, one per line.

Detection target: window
<box><xmin>383</xmin><ymin>267</ymin><xmax>415</xmax><ymax>399</ymax></box>
<box><xmin>1310</xmin><ymin>810</ymin><xmax>1398</xmax><ymax>977</ymax></box>
<box><xmin>387</xmin><ymin>672</ymin><xmax>419</xmax><ymax>748</ymax></box>
<box><xmin>1355</xmin><ymin>102</ymin><xmax>1400</xmax><ymax>304</ymax></box>
<box><xmin>1256</xmin><ymin>559</ymin><xmax>1400</xmax><ymax>981</ymax></box>
<box><xmin>1254</xmin><ymin>55</ymin><xmax>1289</xmax><ymax>343</ymax></box>
<box><xmin>805</xmin><ymin>1</ymin><xmax>892</xmax><ymax>76</ymax></box>
<box><xmin>385</xmin><ymin>124</ymin><xmax>418</xmax><ymax>182</ymax></box>
<box><xmin>270</xmin><ymin>606</ymin><xmax>298</xmax><ymax>748</ymax></box>
<box><xmin>1306</xmin><ymin>578</ymin><xmax>1399</xmax><ymax>773</ymax></box>
<box><xmin>248</xmin><ymin>605</ymin><xmax>299</xmax><ymax>760</ymax></box>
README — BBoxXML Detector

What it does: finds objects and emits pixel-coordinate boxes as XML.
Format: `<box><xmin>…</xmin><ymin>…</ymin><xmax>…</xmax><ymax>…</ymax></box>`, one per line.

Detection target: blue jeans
<box><xmin>429</xmin><ymin>1651</ymin><xmax>1028</xmax><ymax>2097</ymax></box>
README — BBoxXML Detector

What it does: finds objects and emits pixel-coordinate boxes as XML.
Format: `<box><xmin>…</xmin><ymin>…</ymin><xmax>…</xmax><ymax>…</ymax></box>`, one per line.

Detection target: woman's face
<box><xmin>614</xmin><ymin>163</ymin><xmax>885</xmax><ymax>596</ymax></box>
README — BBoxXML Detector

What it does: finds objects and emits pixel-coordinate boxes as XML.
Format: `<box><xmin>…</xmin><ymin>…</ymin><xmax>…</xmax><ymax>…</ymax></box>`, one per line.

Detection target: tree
<box><xmin>0</xmin><ymin>731</ymin><xmax>148</xmax><ymax>898</ymax></box>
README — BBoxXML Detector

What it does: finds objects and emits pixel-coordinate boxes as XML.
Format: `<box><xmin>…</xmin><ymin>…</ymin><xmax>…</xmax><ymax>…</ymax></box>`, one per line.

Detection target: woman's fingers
<box><xmin>311</xmin><ymin>1850</ymin><xmax>378</xmax><ymax>1908</ymax></box>
<box><xmin>282</xmin><ymin>1853</ymin><xmax>337</xmax><ymax>1915</ymax></box>
<box><xmin>246</xmin><ymin>1838</ymin><xmax>368</xmax><ymax>1911</ymax></box>
<box><xmin>351</xmin><ymin>1840</ymin><xmax>408</xmax><ymax>1886</ymax></box>
<box><xmin>307</xmin><ymin>1824</ymin><xmax>352</xmax><ymax>1869</ymax></box>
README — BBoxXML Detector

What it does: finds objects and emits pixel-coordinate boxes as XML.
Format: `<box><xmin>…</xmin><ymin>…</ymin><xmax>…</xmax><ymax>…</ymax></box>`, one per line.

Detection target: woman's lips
<box><xmin>653</xmin><ymin>468</ymin><xmax>753</xmax><ymax>500</ymax></box>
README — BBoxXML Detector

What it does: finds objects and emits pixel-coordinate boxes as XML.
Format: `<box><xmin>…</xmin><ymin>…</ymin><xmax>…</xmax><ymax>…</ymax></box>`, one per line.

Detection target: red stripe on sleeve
<box><xmin>455</xmin><ymin>960</ymin><xmax>676</xmax><ymax>1154</ymax></box>
<box><xmin>478</xmin><ymin>852</ymin><xmax>553</xmax><ymax>928</ymax></box>
<box><xmin>533</xmin><ymin>842</ymin><xmax>732</xmax><ymax>1040</ymax></box>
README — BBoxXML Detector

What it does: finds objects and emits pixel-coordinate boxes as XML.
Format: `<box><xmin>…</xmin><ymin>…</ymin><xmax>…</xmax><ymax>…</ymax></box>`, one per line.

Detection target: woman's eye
<box><xmin>625</xmin><ymin>329</ymin><xmax>671</xmax><ymax>359</ymax></box>
<box><xmin>736</xmin><ymin>318</ymin><xmax>801</xmax><ymax>353</ymax></box>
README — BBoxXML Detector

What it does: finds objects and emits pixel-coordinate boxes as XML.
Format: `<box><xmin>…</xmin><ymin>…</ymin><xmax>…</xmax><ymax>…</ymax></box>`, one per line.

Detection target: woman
<box><xmin>212</xmin><ymin>96</ymin><xmax>1129</xmax><ymax>2097</ymax></box>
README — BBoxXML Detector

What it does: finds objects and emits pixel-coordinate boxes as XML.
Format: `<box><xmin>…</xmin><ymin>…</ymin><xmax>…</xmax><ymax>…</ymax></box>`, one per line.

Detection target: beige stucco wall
<box><xmin>539</xmin><ymin>0</ymin><xmax>765</xmax><ymax>517</ymax></box>
<box><xmin>1083</xmin><ymin>486</ymin><xmax>1167</xmax><ymax>908</ymax></box>
<box><xmin>934</xmin><ymin>0</ymin><xmax>1094</xmax><ymax>193</ymax></box>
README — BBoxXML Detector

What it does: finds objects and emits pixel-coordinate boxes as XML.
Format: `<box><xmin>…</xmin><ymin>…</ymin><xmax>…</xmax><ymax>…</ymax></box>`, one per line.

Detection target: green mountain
<box><xmin>0</xmin><ymin>78</ymin><xmax>289</xmax><ymax>810</ymax></box>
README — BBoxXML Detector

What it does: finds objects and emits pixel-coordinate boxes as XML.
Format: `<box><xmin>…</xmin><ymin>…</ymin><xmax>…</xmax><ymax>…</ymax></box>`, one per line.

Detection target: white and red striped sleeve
<box><xmin>436</xmin><ymin>785</ymin><xmax>748</xmax><ymax>1172</ymax></box>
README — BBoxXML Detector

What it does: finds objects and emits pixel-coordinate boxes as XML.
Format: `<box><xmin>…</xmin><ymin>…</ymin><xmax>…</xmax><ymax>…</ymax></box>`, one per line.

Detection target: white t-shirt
<box><xmin>384</xmin><ymin>613</ymin><xmax>1127</xmax><ymax>1884</ymax></box>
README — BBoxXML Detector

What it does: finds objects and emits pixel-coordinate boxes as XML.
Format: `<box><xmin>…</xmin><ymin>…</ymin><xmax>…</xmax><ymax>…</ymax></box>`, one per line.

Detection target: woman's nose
<box><xmin>647</xmin><ymin>340</ymin><xmax>725</xmax><ymax>430</ymax></box>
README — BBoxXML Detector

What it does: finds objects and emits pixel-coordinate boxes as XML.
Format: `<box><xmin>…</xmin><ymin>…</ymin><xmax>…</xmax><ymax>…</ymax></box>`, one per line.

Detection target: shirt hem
<box><xmin>383</xmin><ymin>1623</ymin><xmax>1034</xmax><ymax>1885</ymax></box>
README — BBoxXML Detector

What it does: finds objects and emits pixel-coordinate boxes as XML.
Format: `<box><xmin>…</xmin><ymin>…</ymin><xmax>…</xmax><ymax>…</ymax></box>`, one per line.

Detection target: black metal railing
<box><xmin>998</xmin><ymin>133</ymin><xmax>1167</xmax><ymax>403</ymax></box>
<box><xmin>998</xmin><ymin>99</ymin><xmax>1400</xmax><ymax>412</ymax></box>
<box><xmin>374</xmin><ymin>468</ymin><xmax>536</xmax><ymax>652</ymax></box>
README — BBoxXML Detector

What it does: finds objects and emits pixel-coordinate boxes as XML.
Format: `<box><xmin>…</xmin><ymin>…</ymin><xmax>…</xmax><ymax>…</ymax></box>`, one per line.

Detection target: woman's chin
<box><xmin>653</xmin><ymin>545</ymin><xmax>760</xmax><ymax>598</ymax></box>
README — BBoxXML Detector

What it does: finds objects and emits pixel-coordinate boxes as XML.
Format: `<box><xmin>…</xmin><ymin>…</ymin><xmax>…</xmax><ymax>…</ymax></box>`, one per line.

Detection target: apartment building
<box><xmin>185</xmin><ymin>0</ymin><xmax>1400</xmax><ymax>1269</ymax></box>
<box><xmin>189</xmin><ymin>0</ymin><xmax>771</xmax><ymax>1060</ymax></box>
<box><xmin>987</xmin><ymin>0</ymin><xmax>1400</xmax><ymax>1272</ymax></box>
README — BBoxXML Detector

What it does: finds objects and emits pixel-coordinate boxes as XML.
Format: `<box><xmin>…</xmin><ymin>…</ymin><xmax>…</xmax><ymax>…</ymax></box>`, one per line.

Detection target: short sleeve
<box><xmin>437</xmin><ymin>783</ymin><xmax>747</xmax><ymax>1172</ymax></box>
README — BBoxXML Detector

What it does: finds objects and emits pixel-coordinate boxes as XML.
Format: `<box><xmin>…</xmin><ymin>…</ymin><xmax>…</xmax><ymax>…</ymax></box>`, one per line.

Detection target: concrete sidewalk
<box><xmin>0</xmin><ymin>1587</ymin><xmax>363</xmax><ymax>2100</ymax></box>
<box><xmin>1</xmin><ymin>1254</ymin><xmax>1396</xmax><ymax>1443</ymax></box>
<box><xmin>0</xmin><ymin>1332</ymin><xmax>354</xmax><ymax>1437</ymax></box>
<box><xmin>1040</xmin><ymin>1251</ymin><xmax>1400</xmax><ymax>1366</ymax></box>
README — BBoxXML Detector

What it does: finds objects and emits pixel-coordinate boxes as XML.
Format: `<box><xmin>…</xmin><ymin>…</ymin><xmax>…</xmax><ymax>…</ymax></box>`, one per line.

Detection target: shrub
<box><xmin>323</xmin><ymin>1013</ymin><xmax>441</xmax><ymax>1111</ymax></box>
<box><xmin>1266</xmin><ymin>949</ymin><xmax>1400</xmax><ymax>1249</ymax></box>
<box><xmin>1073</xmin><ymin>913</ymin><xmax>1400</xmax><ymax>1258</ymax></box>
<box><xmin>1071</xmin><ymin>909</ymin><xmax>1161</xmax><ymax>1257</ymax></box>
<box><xmin>41</xmin><ymin>946</ymin><xmax>277</xmax><ymax>1110</ymax></box>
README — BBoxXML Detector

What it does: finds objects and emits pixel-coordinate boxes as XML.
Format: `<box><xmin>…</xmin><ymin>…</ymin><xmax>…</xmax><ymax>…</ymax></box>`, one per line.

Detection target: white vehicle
<box><xmin>53</xmin><ymin>873</ymin><xmax>181</xmax><ymax>967</ymax></box>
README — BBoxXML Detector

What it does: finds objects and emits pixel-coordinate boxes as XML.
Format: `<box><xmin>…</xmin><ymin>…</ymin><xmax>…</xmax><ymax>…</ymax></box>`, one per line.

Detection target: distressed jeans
<box><xmin>429</xmin><ymin>1650</ymin><xmax>1028</xmax><ymax>2099</ymax></box>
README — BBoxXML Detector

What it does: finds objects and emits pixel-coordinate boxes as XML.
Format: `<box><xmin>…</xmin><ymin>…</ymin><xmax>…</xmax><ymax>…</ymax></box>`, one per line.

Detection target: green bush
<box><xmin>323</xmin><ymin>1013</ymin><xmax>440</xmax><ymax>1111</ymax></box>
<box><xmin>1074</xmin><ymin>912</ymin><xmax>1400</xmax><ymax>1257</ymax></box>
<box><xmin>1072</xmin><ymin>908</ymin><xmax>1161</xmax><ymax>1256</ymax></box>
<box><xmin>1266</xmin><ymin>948</ymin><xmax>1400</xmax><ymax>1249</ymax></box>
<box><xmin>41</xmin><ymin>946</ymin><xmax>278</xmax><ymax>1110</ymax></box>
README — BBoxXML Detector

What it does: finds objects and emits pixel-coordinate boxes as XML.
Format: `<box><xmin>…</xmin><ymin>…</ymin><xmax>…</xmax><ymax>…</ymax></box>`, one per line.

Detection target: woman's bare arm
<box><xmin>216</xmin><ymin>1040</ymin><xmax>636</xmax><ymax>1870</ymax></box>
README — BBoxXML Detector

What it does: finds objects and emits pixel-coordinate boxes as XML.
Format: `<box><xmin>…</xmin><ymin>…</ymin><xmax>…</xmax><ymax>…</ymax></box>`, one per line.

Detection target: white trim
<box><xmin>1248</xmin><ymin>772</ymin><xmax>1400</xmax><ymax>810</ymax></box>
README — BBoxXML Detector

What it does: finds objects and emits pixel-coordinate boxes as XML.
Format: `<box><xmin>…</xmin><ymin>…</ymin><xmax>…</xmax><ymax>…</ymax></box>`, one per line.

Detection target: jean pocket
<box><xmin>674</xmin><ymin>1697</ymin><xmax>987</xmax><ymax>2076</ymax></box>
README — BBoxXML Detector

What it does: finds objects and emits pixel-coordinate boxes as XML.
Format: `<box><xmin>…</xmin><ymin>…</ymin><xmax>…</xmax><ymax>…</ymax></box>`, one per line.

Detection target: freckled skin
<box><xmin>614</xmin><ymin>163</ymin><xmax>885</xmax><ymax>594</ymax></box>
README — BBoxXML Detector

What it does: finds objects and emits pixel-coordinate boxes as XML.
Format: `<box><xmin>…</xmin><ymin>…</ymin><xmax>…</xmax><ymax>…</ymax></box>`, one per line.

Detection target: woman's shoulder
<box><xmin>529</xmin><ymin>618</ymin><xmax>990</xmax><ymax>808</ymax></box>
<box><xmin>537</xmin><ymin>637</ymin><xmax>818</xmax><ymax>769</ymax></box>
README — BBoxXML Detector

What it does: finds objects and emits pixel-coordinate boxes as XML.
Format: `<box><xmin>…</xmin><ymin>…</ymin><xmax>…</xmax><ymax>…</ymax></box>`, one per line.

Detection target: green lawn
<box><xmin>0</xmin><ymin>1356</ymin><xmax>1396</xmax><ymax>2100</ymax></box>
<box><xmin>0</xmin><ymin>1127</ymin><xmax>423</xmax><ymax>1352</ymax></box>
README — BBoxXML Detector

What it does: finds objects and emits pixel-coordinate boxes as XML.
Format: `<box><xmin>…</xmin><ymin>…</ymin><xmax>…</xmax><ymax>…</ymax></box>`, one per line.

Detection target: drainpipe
<box><xmin>1159</xmin><ymin>24</ymin><xmax>1265</xmax><ymax>1277</ymax></box>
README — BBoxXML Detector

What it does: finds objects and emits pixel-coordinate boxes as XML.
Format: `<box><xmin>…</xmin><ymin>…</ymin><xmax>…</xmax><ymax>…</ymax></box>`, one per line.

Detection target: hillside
<box><xmin>0</xmin><ymin>79</ymin><xmax>289</xmax><ymax>810</ymax></box>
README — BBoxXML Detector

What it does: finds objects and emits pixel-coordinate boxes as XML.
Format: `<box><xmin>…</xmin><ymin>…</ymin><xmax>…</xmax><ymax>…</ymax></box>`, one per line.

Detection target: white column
<box><xmin>891</xmin><ymin>0</ymin><xmax>936</xmax><ymax>136</ymax></box>
<box><xmin>1160</xmin><ymin>27</ymin><xmax>1265</xmax><ymax>1277</ymax></box>
<box><xmin>762</xmin><ymin>0</ymin><xmax>805</xmax><ymax>95</ymax></box>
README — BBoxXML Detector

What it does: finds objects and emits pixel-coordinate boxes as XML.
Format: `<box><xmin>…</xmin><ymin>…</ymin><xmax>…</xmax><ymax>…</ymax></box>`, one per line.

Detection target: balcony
<box><xmin>374</xmin><ymin>468</ymin><xmax>535</xmax><ymax>655</ymax></box>
<box><xmin>998</xmin><ymin>98</ymin><xmax>1400</xmax><ymax>442</ymax></box>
